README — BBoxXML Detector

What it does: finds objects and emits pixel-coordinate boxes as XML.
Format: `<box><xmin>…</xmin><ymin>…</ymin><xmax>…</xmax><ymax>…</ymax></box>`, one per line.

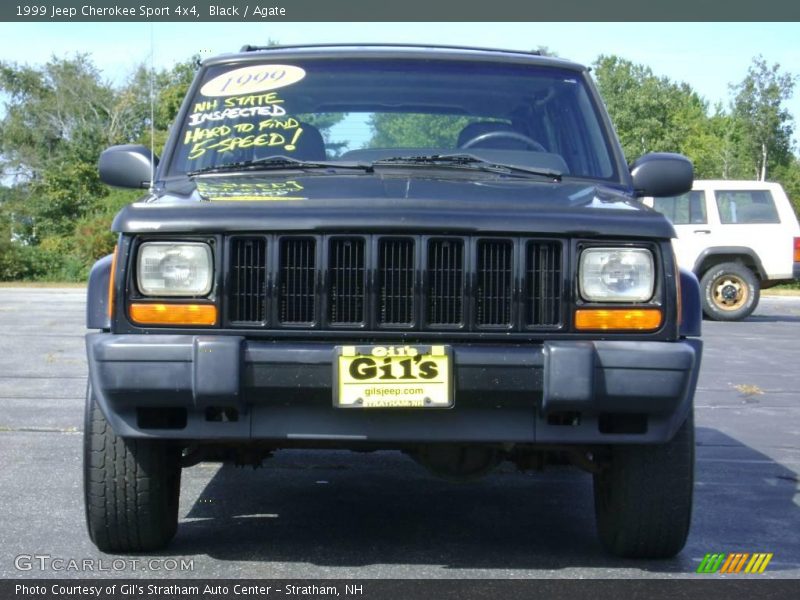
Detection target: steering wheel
<box><xmin>460</xmin><ymin>131</ymin><xmax>546</xmax><ymax>152</ymax></box>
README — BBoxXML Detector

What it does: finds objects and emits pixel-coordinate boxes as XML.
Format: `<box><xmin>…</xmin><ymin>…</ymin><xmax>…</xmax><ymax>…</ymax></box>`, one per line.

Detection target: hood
<box><xmin>112</xmin><ymin>172</ymin><xmax>675</xmax><ymax>239</ymax></box>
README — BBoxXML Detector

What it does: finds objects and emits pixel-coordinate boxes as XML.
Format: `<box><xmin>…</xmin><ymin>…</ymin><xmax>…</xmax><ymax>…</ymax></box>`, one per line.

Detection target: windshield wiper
<box><xmin>372</xmin><ymin>154</ymin><xmax>562</xmax><ymax>181</ymax></box>
<box><xmin>188</xmin><ymin>155</ymin><xmax>373</xmax><ymax>177</ymax></box>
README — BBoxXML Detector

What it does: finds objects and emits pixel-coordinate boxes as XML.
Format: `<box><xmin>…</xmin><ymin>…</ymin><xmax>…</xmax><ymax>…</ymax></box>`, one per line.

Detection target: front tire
<box><xmin>699</xmin><ymin>262</ymin><xmax>759</xmax><ymax>321</ymax></box>
<box><xmin>593</xmin><ymin>412</ymin><xmax>694</xmax><ymax>558</ymax></box>
<box><xmin>83</xmin><ymin>385</ymin><xmax>182</xmax><ymax>552</ymax></box>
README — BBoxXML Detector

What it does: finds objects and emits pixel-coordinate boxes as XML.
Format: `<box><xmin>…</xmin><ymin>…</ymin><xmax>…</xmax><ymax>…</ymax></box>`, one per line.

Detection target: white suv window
<box><xmin>652</xmin><ymin>191</ymin><xmax>707</xmax><ymax>225</ymax></box>
<box><xmin>715</xmin><ymin>190</ymin><xmax>780</xmax><ymax>224</ymax></box>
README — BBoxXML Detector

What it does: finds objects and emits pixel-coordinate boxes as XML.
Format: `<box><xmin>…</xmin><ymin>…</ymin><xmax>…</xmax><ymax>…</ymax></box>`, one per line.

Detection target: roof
<box><xmin>692</xmin><ymin>180</ymin><xmax>785</xmax><ymax>190</ymax></box>
<box><xmin>201</xmin><ymin>43</ymin><xmax>586</xmax><ymax>72</ymax></box>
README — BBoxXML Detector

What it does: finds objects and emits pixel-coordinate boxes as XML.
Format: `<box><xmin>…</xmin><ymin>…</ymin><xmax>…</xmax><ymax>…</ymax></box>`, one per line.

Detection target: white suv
<box><xmin>644</xmin><ymin>180</ymin><xmax>800</xmax><ymax>321</ymax></box>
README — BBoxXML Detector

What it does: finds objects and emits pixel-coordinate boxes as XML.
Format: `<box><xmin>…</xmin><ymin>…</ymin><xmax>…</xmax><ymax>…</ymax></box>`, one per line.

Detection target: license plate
<box><xmin>334</xmin><ymin>345</ymin><xmax>452</xmax><ymax>408</ymax></box>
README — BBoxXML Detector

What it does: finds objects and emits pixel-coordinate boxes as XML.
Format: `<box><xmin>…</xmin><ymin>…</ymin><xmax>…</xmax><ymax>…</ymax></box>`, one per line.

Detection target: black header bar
<box><xmin>4</xmin><ymin>579</ymin><xmax>800</xmax><ymax>600</ymax></box>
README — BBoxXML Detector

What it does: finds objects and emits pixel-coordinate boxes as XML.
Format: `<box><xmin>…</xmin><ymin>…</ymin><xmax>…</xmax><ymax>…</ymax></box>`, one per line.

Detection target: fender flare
<box><xmin>86</xmin><ymin>254</ymin><xmax>113</xmax><ymax>330</ymax></box>
<box><xmin>693</xmin><ymin>247</ymin><xmax>766</xmax><ymax>280</ymax></box>
<box><xmin>679</xmin><ymin>268</ymin><xmax>702</xmax><ymax>337</ymax></box>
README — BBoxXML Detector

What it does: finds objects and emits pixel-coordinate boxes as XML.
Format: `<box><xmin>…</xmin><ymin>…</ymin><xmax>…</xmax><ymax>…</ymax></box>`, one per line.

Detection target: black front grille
<box><xmin>328</xmin><ymin>238</ymin><xmax>365</xmax><ymax>325</ymax></box>
<box><xmin>279</xmin><ymin>238</ymin><xmax>316</xmax><ymax>324</ymax></box>
<box><xmin>229</xmin><ymin>237</ymin><xmax>266</xmax><ymax>323</ymax></box>
<box><xmin>227</xmin><ymin>235</ymin><xmax>563</xmax><ymax>331</ymax></box>
<box><xmin>378</xmin><ymin>239</ymin><xmax>415</xmax><ymax>326</ymax></box>
<box><xmin>427</xmin><ymin>239</ymin><xmax>464</xmax><ymax>326</ymax></box>
<box><xmin>476</xmin><ymin>240</ymin><xmax>514</xmax><ymax>327</ymax></box>
<box><xmin>527</xmin><ymin>241</ymin><xmax>562</xmax><ymax>327</ymax></box>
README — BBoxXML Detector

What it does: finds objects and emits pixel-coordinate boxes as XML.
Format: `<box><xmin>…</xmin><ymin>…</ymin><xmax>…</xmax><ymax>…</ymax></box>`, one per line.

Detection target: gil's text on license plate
<box><xmin>335</xmin><ymin>345</ymin><xmax>452</xmax><ymax>408</ymax></box>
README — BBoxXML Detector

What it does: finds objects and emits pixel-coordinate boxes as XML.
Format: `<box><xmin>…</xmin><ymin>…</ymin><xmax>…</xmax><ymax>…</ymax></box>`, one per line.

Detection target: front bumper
<box><xmin>86</xmin><ymin>334</ymin><xmax>701</xmax><ymax>445</ymax></box>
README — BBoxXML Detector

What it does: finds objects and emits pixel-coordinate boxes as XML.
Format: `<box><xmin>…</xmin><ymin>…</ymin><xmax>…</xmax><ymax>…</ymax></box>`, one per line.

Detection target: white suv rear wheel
<box><xmin>699</xmin><ymin>262</ymin><xmax>759</xmax><ymax>321</ymax></box>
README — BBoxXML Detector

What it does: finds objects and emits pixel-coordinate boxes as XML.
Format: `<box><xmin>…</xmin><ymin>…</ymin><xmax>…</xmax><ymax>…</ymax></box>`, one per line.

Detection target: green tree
<box><xmin>704</xmin><ymin>109</ymin><xmax>746</xmax><ymax>179</ymax></box>
<box><xmin>0</xmin><ymin>54</ymin><xmax>117</xmax><ymax>176</ymax></box>
<box><xmin>0</xmin><ymin>51</ymin><xmax>350</xmax><ymax>280</ymax></box>
<box><xmin>0</xmin><ymin>54</ymin><xmax>146</xmax><ymax>279</ymax></box>
<box><xmin>535</xmin><ymin>45</ymin><xmax>559</xmax><ymax>58</ymax></box>
<box><xmin>26</xmin><ymin>162</ymin><xmax>109</xmax><ymax>238</ymax></box>
<box><xmin>368</xmin><ymin>114</ymin><xmax>476</xmax><ymax>148</ymax></box>
<box><xmin>771</xmin><ymin>158</ymin><xmax>800</xmax><ymax>216</ymax></box>
<box><xmin>109</xmin><ymin>56</ymin><xmax>201</xmax><ymax>156</ymax></box>
<box><xmin>592</xmin><ymin>55</ymin><xmax>711</xmax><ymax>165</ymax></box>
<box><xmin>730</xmin><ymin>56</ymin><xmax>796</xmax><ymax>181</ymax></box>
<box><xmin>0</xmin><ymin>55</ymin><xmax>119</xmax><ymax>248</ymax></box>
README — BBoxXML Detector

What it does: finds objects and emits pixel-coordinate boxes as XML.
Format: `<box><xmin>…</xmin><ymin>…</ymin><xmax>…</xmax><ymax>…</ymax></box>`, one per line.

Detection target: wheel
<box><xmin>460</xmin><ymin>130</ymin><xmax>546</xmax><ymax>152</ymax></box>
<box><xmin>83</xmin><ymin>385</ymin><xmax>181</xmax><ymax>552</ymax></box>
<box><xmin>699</xmin><ymin>262</ymin><xmax>760</xmax><ymax>321</ymax></box>
<box><xmin>593</xmin><ymin>411</ymin><xmax>694</xmax><ymax>558</ymax></box>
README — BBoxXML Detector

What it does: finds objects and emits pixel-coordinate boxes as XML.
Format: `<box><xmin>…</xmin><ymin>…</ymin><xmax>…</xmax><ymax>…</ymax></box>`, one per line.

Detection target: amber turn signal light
<box><xmin>793</xmin><ymin>237</ymin><xmax>800</xmax><ymax>262</ymax></box>
<box><xmin>107</xmin><ymin>245</ymin><xmax>118</xmax><ymax>319</ymax></box>
<box><xmin>574</xmin><ymin>308</ymin><xmax>662</xmax><ymax>331</ymax></box>
<box><xmin>129</xmin><ymin>303</ymin><xmax>217</xmax><ymax>326</ymax></box>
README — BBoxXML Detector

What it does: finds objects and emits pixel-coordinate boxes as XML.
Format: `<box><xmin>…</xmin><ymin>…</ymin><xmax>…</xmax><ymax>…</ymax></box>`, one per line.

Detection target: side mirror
<box><xmin>630</xmin><ymin>153</ymin><xmax>693</xmax><ymax>198</ymax></box>
<box><xmin>98</xmin><ymin>145</ymin><xmax>158</xmax><ymax>189</ymax></box>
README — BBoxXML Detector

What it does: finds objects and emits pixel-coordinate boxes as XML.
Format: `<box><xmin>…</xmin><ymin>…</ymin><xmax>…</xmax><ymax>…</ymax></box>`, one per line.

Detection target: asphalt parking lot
<box><xmin>0</xmin><ymin>288</ymin><xmax>798</xmax><ymax>579</ymax></box>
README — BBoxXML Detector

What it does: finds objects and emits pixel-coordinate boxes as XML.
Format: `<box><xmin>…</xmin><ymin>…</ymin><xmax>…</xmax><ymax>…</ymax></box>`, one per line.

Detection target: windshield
<box><xmin>167</xmin><ymin>58</ymin><xmax>618</xmax><ymax>181</ymax></box>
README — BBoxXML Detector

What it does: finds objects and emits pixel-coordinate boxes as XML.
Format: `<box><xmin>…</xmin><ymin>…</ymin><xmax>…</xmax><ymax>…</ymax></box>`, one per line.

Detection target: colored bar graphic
<box><xmin>697</xmin><ymin>552</ymin><xmax>773</xmax><ymax>574</ymax></box>
<box><xmin>697</xmin><ymin>553</ymin><xmax>726</xmax><ymax>574</ymax></box>
<box><xmin>719</xmin><ymin>553</ymin><xmax>749</xmax><ymax>573</ymax></box>
<box><xmin>744</xmin><ymin>553</ymin><xmax>774</xmax><ymax>574</ymax></box>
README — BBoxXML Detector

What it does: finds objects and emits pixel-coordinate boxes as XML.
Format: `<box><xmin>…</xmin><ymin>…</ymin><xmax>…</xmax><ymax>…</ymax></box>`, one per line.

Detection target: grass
<box><xmin>732</xmin><ymin>383</ymin><xmax>765</xmax><ymax>396</ymax></box>
<box><xmin>2</xmin><ymin>280</ymin><xmax>798</xmax><ymax>295</ymax></box>
<box><xmin>762</xmin><ymin>285</ymin><xmax>800</xmax><ymax>296</ymax></box>
<box><xmin>0</xmin><ymin>281</ymin><xmax>87</xmax><ymax>288</ymax></box>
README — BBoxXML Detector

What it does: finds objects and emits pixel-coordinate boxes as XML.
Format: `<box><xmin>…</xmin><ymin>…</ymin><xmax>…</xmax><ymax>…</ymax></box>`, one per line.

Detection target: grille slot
<box><xmin>476</xmin><ymin>240</ymin><xmax>514</xmax><ymax>327</ymax></box>
<box><xmin>378</xmin><ymin>238</ymin><xmax>415</xmax><ymax>325</ymax></box>
<box><xmin>526</xmin><ymin>241</ymin><xmax>562</xmax><ymax>327</ymax></box>
<box><xmin>229</xmin><ymin>237</ymin><xmax>267</xmax><ymax>324</ymax></box>
<box><xmin>328</xmin><ymin>238</ymin><xmax>366</xmax><ymax>325</ymax></box>
<box><xmin>427</xmin><ymin>239</ymin><xmax>464</xmax><ymax>326</ymax></box>
<box><xmin>279</xmin><ymin>238</ymin><xmax>316</xmax><ymax>324</ymax></box>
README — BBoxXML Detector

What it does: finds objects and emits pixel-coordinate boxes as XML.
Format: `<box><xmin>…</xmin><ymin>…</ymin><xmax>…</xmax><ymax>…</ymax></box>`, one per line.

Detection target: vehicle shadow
<box><xmin>745</xmin><ymin>296</ymin><xmax>800</xmax><ymax>323</ymax></box>
<box><xmin>166</xmin><ymin>427</ymin><xmax>800</xmax><ymax>574</ymax></box>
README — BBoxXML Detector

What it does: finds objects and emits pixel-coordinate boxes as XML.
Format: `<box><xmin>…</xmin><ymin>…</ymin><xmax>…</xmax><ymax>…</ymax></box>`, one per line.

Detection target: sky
<box><xmin>1</xmin><ymin>22</ymin><xmax>799</xmax><ymax>140</ymax></box>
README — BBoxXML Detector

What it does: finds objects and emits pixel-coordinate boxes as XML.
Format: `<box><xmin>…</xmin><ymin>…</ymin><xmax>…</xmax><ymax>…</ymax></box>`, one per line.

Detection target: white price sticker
<box><xmin>200</xmin><ymin>65</ymin><xmax>306</xmax><ymax>97</ymax></box>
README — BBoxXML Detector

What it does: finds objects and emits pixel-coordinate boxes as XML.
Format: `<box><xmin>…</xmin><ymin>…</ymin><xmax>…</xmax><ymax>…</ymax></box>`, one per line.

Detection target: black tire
<box><xmin>83</xmin><ymin>385</ymin><xmax>181</xmax><ymax>552</ymax></box>
<box><xmin>593</xmin><ymin>411</ymin><xmax>694</xmax><ymax>559</ymax></box>
<box><xmin>699</xmin><ymin>262</ymin><xmax>760</xmax><ymax>321</ymax></box>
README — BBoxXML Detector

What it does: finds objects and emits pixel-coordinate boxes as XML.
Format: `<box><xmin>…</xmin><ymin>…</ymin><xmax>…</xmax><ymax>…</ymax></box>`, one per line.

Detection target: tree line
<box><xmin>0</xmin><ymin>55</ymin><xmax>196</xmax><ymax>280</ymax></box>
<box><xmin>0</xmin><ymin>51</ymin><xmax>797</xmax><ymax>281</ymax></box>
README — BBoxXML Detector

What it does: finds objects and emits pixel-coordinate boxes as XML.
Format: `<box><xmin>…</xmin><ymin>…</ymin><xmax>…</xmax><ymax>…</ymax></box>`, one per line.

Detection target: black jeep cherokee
<box><xmin>85</xmin><ymin>44</ymin><xmax>702</xmax><ymax>558</ymax></box>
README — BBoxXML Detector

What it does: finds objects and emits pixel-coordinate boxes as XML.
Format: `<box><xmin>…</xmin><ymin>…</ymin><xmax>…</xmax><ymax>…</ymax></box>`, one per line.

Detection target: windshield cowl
<box><xmin>186</xmin><ymin>153</ymin><xmax>563</xmax><ymax>182</ymax></box>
